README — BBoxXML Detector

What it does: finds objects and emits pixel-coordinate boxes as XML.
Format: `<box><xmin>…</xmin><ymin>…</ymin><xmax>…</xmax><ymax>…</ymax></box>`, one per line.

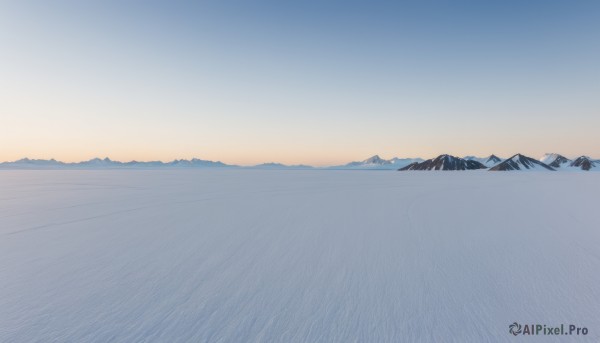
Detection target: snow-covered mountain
<box><xmin>331</xmin><ymin>155</ymin><xmax>423</xmax><ymax>170</ymax></box>
<box><xmin>569</xmin><ymin>156</ymin><xmax>598</xmax><ymax>171</ymax></box>
<box><xmin>341</xmin><ymin>155</ymin><xmax>392</xmax><ymax>168</ymax></box>
<box><xmin>489</xmin><ymin>154</ymin><xmax>554</xmax><ymax>171</ymax></box>
<box><xmin>168</xmin><ymin>158</ymin><xmax>232</xmax><ymax>168</ymax></box>
<box><xmin>399</xmin><ymin>154</ymin><xmax>487</xmax><ymax>171</ymax></box>
<box><xmin>549</xmin><ymin>156</ymin><xmax>571</xmax><ymax>168</ymax></box>
<box><xmin>250</xmin><ymin>163</ymin><xmax>314</xmax><ymax>169</ymax></box>
<box><xmin>388</xmin><ymin>157</ymin><xmax>425</xmax><ymax>169</ymax></box>
<box><xmin>484</xmin><ymin>154</ymin><xmax>502</xmax><ymax>166</ymax></box>
<box><xmin>539</xmin><ymin>153</ymin><xmax>571</xmax><ymax>168</ymax></box>
<box><xmin>464</xmin><ymin>154</ymin><xmax>503</xmax><ymax>167</ymax></box>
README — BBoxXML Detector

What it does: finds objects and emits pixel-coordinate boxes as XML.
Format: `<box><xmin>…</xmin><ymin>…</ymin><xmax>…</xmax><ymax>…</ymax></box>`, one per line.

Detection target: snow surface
<box><xmin>1</xmin><ymin>170</ymin><xmax>599</xmax><ymax>342</ymax></box>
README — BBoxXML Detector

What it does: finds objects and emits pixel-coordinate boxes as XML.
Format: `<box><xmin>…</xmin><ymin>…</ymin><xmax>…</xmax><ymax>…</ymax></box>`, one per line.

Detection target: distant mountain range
<box><xmin>250</xmin><ymin>163</ymin><xmax>314</xmax><ymax>170</ymax></box>
<box><xmin>0</xmin><ymin>153</ymin><xmax>598</xmax><ymax>171</ymax></box>
<box><xmin>328</xmin><ymin>155</ymin><xmax>423</xmax><ymax>170</ymax></box>
<box><xmin>0</xmin><ymin>157</ymin><xmax>234</xmax><ymax>169</ymax></box>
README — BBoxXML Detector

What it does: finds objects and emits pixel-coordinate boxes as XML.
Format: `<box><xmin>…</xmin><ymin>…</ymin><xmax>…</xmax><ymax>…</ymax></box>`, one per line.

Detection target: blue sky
<box><xmin>1</xmin><ymin>1</ymin><xmax>599</xmax><ymax>165</ymax></box>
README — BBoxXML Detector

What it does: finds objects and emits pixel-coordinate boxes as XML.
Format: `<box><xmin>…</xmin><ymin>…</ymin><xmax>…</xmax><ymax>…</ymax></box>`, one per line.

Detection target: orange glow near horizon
<box><xmin>1</xmin><ymin>2</ymin><xmax>599</xmax><ymax>165</ymax></box>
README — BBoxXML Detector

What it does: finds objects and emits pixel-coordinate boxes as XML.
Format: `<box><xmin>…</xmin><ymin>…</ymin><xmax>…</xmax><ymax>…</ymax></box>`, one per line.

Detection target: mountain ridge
<box><xmin>569</xmin><ymin>156</ymin><xmax>597</xmax><ymax>171</ymax></box>
<box><xmin>399</xmin><ymin>155</ymin><xmax>487</xmax><ymax>171</ymax></box>
<box><xmin>1</xmin><ymin>154</ymin><xmax>598</xmax><ymax>171</ymax></box>
<box><xmin>489</xmin><ymin>154</ymin><xmax>555</xmax><ymax>171</ymax></box>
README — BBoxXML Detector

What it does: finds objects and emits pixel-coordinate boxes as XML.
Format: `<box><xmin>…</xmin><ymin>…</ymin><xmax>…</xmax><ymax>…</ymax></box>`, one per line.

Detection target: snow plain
<box><xmin>1</xmin><ymin>170</ymin><xmax>599</xmax><ymax>342</ymax></box>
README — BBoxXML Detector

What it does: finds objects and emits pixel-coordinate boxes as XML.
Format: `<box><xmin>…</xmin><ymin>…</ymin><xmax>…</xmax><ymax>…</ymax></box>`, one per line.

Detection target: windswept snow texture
<box><xmin>1</xmin><ymin>170</ymin><xmax>599</xmax><ymax>342</ymax></box>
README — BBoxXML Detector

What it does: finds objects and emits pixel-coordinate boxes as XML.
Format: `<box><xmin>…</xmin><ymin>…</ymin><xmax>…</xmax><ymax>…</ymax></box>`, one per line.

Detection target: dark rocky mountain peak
<box><xmin>570</xmin><ymin>156</ymin><xmax>597</xmax><ymax>171</ymax></box>
<box><xmin>489</xmin><ymin>154</ymin><xmax>554</xmax><ymax>171</ymax></box>
<box><xmin>486</xmin><ymin>154</ymin><xmax>502</xmax><ymax>164</ymax></box>
<box><xmin>399</xmin><ymin>154</ymin><xmax>487</xmax><ymax>171</ymax></box>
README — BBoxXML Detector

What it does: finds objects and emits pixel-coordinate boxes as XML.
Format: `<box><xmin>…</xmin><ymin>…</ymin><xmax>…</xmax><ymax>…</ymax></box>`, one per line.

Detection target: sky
<box><xmin>1</xmin><ymin>1</ymin><xmax>599</xmax><ymax>166</ymax></box>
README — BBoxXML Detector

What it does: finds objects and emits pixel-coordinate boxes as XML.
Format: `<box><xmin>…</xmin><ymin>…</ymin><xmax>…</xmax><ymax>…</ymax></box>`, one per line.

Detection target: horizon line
<box><xmin>1</xmin><ymin>152</ymin><xmax>596</xmax><ymax>168</ymax></box>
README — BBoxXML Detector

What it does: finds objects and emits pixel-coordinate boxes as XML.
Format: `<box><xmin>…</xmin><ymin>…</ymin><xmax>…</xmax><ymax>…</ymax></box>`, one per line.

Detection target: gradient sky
<box><xmin>1</xmin><ymin>1</ymin><xmax>599</xmax><ymax>166</ymax></box>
